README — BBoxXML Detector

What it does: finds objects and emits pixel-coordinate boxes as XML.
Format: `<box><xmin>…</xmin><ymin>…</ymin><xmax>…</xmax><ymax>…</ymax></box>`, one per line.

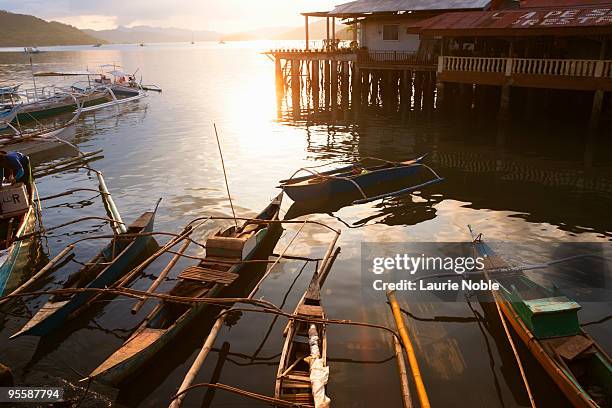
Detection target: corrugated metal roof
<box><xmin>520</xmin><ymin>0</ymin><xmax>612</xmax><ymax>8</ymax></box>
<box><xmin>330</xmin><ymin>0</ymin><xmax>491</xmax><ymax>14</ymax></box>
<box><xmin>417</xmin><ymin>7</ymin><xmax>612</xmax><ymax>36</ymax></box>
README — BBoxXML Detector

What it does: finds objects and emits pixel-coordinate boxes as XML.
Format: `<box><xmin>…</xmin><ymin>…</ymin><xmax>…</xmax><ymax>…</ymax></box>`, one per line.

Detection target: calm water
<box><xmin>0</xmin><ymin>42</ymin><xmax>611</xmax><ymax>407</ymax></box>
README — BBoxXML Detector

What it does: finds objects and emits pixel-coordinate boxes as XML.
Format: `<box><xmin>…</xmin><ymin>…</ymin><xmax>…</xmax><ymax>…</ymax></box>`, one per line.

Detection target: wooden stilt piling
<box><xmin>589</xmin><ymin>89</ymin><xmax>604</xmax><ymax>129</ymax></box>
<box><xmin>290</xmin><ymin>59</ymin><xmax>301</xmax><ymax>117</ymax></box>
<box><xmin>498</xmin><ymin>83</ymin><xmax>511</xmax><ymax>121</ymax></box>
<box><xmin>324</xmin><ymin>60</ymin><xmax>331</xmax><ymax>110</ymax></box>
<box><xmin>341</xmin><ymin>61</ymin><xmax>349</xmax><ymax>112</ymax></box>
<box><xmin>312</xmin><ymin>61</ymin><xmax>320</xmax><ymax>112</ymax></box>
<box><xmin>331</xmin><ymin>60</ymin><xmax>338</xmax><ymax>117</ymax></box>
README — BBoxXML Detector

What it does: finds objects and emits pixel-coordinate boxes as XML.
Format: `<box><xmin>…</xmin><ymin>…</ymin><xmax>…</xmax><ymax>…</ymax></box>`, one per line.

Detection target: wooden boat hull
<box><xmin>89</xmin><ymin>287</ymin><xmax>221</xmax><ymax>385</ymax></box>
<box><xmin>14</xmin><ymin>92</ymin><xmax>109</xmax><ymax>123</ymax></box>
<box><xmin>0</xmin><ymin>123</ymin><xmax>77</xmax><ymax>156</ymax></box>
<box><xmin>0</xmin><ymin>203</ymin><xmax>37</xmax><ymax>296</ymax></box>
<box><xmin>282</xmin><ymin>163</ymin><xmax>423</xmax><ymax>203</ymax></box>
<box><xmin>11</xmin><ymin>212</ymin><xmax>156</xmax><ymax>338</ymax></box>
<box><xmin>87</xmin><ymin>194</ymin><xmax>283</xmax><ymax>385</ymax></box>
<box><xmin>473</xmin><ymin>238</ymin><xmax>612</xmax><ymax>408</ymax></box>
<box><xmin>497</xmin><ymin>296</ymin><xmax>609</xmax><ymax>408</ymax></box>
<box><xmin>88</xmin><ymin>226</ymin><xmax>278</xmax><ymax>386</ymax></box>
<box><xmin>0</xmin><ymin>107</ymin><xmax>19</xmax><ymax>130</ymax></box>
<box><xmin>0</xmin><ymin>161</ymin><xmax>37</xmax><ymax>297</ymax></box>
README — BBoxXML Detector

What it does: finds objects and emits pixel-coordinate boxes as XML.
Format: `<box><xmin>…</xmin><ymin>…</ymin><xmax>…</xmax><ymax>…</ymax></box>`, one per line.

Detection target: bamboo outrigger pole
<box><xmin>130</xmin><ymin>235</ymin><xmax>192</xmax><ymax>314</ymax></box>
<box><xmin>95</xmin><ymin>170</ymin><xmax>127</xmax><ymax>234</ymax></box>
<box><xmin>387</xmin><ymin>290</ymin><xmax>431</xmax><ymax>408</ymax></box>
<box><xmin>169</xmin><ymin>221</ymin><xmax>340</xmax><ymax>408</ymax></box>
<box><xmin>393</xmin><ymin>336</ymin><xmax>413</xmax><ymax>408</ymax></box>
<box><xmin>0</xmin><ymin>245</ymin><xmax>74</xmax><ymax>306</ymax></box>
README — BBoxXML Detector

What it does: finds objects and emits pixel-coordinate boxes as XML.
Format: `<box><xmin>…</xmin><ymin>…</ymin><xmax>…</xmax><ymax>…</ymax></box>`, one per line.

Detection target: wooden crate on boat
<box><xmin>0</xmin><ymin>183</ymin><xmax>29</xmax><ymax>218</ymax></box>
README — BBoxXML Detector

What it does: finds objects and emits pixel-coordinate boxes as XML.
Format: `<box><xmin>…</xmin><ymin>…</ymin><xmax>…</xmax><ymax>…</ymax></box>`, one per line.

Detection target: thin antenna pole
<box><xmin>214</xmin><ymin>123</ymin><xmax>238</xmax><ymax>228</ymax></box>
<box><xmin>29</xmin><ymin>57</ymin><xmax>38</xmax><ymax>100</ymax></box>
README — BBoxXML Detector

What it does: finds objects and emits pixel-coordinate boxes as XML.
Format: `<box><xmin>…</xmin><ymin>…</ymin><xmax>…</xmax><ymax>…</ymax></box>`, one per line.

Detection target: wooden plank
<box><xmin>177</xmin><ymin>266</ymin><xmax>238</xmax><ymax>285</ymax></box>
<box><xmin>303</xmin><ymin>276</ymin><xmax>321</xmax><ymax>302</ymax></box>
<box><xmin>297</xmin><ymin>304</ymin><xmax>323</xmax><ymax>318</ymax></box>
<box><xmin>555</xmin><ymin>336</ymin><xmax>594</xmax><ymax>361</ymax></box>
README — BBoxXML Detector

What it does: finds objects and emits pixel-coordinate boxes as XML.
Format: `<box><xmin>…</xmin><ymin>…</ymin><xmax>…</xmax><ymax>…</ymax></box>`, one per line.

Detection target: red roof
<box><xmin>520</xmin><ymin>0</ymin><xmax>612</xmax><ymax>8</ymax></box>
<box><xmin>416</xmin><ymin>6</ymin><xmax>612</xmax><ymax>36</ymax></box>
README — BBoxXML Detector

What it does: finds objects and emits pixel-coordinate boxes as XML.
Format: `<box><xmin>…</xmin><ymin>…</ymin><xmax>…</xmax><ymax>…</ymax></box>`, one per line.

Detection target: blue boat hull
<box><xmin>13</xmin><ymin>212</ymin><xmax>155</xmax><ymax>337</ymax></box>
<box><xmin>0</xmin><ymin>190</ymin><xmax>37</xmax><ymax>297</ymax></box>
<box><xmin>283</xmin><ymin>164</ymin><xmax>422</xmax><ymax>203</ymax></box>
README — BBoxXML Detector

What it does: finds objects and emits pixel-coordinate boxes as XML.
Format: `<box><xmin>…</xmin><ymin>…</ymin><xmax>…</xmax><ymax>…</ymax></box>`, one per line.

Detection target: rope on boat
<box><xmin>130</xmin><ymin>232</ymin><xmax>192</xmax><ymax>314</ymax></box>
<box><xmin>0</xmin><ymin>244</ymin><xmax>75</xmax><ymax>306</ymax></box>
<box><xmin>114</xmin><ymin>219</ymin><xmax>211</xmax><ymax>289</ymax></box>
<box><xmin>494</xmin><ymin>297</ymin><xmax>537</xmax><ymax>408</ymax></box>
<box><xmin>469</xmin><ymin>228</ymin><xmax>536</xmax><ymax>408</ymax></box>
<box><xmin>170</xmin><ymin>382</ymin><xmax>312</xmax><ymax>408</ymax></box>
<box><xmin>283</xmin><ymin>166</ymin><xmax>369</xmax><ymax>200</ymax></box>
<box><xmin>37</xmin><ymin>187</ymin><xmax>109</xmax><ymax>201</ymax></box>
<box><xmin>19</xmin><ymin>216</ymin><xmax>126</xmax><ymax>240</ymax></box>
<box><xmin>169</xmin><ymin>219</ymin><xmax>314</xmax><ymax>408</ymax></box>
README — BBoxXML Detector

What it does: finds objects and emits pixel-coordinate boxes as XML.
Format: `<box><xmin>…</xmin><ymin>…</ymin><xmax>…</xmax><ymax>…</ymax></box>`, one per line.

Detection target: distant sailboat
<box><xmin>191</xmin><ymin>32</ymin><xmax>195</xmax><ymax>45</ymax></box>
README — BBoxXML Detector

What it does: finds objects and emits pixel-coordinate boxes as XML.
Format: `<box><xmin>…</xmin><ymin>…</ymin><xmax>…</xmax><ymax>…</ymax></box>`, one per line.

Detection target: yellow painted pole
<box><xmin>387</xmin><ymin>290</ymin><xmax>431</xmax><ymax>408</ymax></box>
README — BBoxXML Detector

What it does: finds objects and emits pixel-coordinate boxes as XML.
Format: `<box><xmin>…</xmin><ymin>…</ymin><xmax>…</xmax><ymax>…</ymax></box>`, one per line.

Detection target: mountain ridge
<box><xmin>0</xmin><ymin>10</ymin><xmax>104</xmax><ymax>46</ymax></box>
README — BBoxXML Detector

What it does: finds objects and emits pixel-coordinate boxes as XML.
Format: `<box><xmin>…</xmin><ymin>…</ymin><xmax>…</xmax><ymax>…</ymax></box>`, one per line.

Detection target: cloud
<box><xmin>0</xmin><ymin>0</ymin><xmax>338</xmax><ymax>31</ymax></box>
<box><xmin>52</xmin><ymin>14</ymin><xmax>118</xmax><ymax>30</ymax></box>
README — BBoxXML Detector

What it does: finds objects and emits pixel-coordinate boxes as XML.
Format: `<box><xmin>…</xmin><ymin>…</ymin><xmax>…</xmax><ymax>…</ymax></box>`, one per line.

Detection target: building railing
<box><xmin>358</xmin><ymin>51</ymin><xmax>434</xmax><ymax>65</ymax></box>
<box><xmin>439</xmin><ymin>56</ymin><xmax>612</xmax><ymax>78</ymax></box>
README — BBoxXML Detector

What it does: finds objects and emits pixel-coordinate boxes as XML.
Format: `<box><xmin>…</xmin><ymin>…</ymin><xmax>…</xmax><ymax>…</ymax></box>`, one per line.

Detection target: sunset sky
<box><xmin>0</xmin><ymin>0</ymin><xmax>339</xmax><ymax>32</ymax></box>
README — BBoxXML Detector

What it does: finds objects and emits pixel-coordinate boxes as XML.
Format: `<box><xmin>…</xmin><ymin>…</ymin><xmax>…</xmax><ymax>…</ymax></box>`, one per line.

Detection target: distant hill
<box><xmin>85</xmin><ymin>26</ymin><xmax>220</xmax><ymax>44</ymax></box>
<box><xmin>0</xmin><ymin>9</ymin><xmax>351</xmax><ymax>47</ymax></box>
<box><xmin>221</xmin><ymin>20</ymin><xmax>352</xmax><ymax>41</ymax></box>
<box><xmin>0</xmin><ymin>10</ymin><xmax>103</xmax><ymax>46</ymax></box>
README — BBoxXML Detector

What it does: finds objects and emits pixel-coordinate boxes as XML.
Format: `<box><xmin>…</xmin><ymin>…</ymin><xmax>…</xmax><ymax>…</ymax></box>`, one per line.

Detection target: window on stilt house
<box><xmin>383</xmin><ymin>24</ymin><xmax>399</xmax><ymax>41</ymax></box>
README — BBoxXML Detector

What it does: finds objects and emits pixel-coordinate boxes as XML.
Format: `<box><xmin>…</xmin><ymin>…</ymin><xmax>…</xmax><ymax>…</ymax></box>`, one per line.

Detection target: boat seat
<box><xmin>177</xmin><ymin>266</ymin><xmax>238</xmax><ymax>285</ymax></box>
<box><xmin>297</xmin><ymin>304</ymin><xmax>323</xmax><ymax>318</ymax></box>
<box><xmin>280</xmin><ymin>393</ymin><xmax>312</xmax><ymax>404</ymax></box>
<box><xmin>281</xmin><ymin>379</ymin><xmax>311</xmax><ymax>389</ymax></box>
<box><xmin>555</xmin><ymin>335</ymin><xmax>594</xmax><ymax>361</ymax></box>
<box><xmin>285</xmin><ymin>373</ymin><xmax>311</xmax><ymax>382</ymax></box>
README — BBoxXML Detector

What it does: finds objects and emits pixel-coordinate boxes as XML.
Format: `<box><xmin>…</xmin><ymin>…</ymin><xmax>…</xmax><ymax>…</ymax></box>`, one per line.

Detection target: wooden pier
<box><xmin>267</xmin><ymin>49</ymin><xmax>438</xmax><ymax>120</ymax></box>
<box><xmin>269</xmin><ymin>47</ymin><xmax>611</xmax><ymax>127</ymax></box>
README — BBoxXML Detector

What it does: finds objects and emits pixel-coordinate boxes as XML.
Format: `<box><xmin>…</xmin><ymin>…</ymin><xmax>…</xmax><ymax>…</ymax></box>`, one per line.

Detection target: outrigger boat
<box><xmin>0</xmin><ymin>83</ymin><xmax>21</xmax><ymax>95</ymax></box>
<box><xmin>0</xmin><ymin>105</ymin><xmax>20</xmax><ymax>131</ymax></box>
<box><xmin>1</xmin><ymin>69</ymin><xmax>156</xmax><ymax>122</ymax></box>
<box><xmin>0</xmin><ymin>101</ymin><xmax>82</xmax><ymax>155</ymax></box>
<box><xmin>95</xmin><ymin>65</ymin><xmax>162</xmax><ymax>94</ymax></box>
<box><xmin>0</xmin><ymin>154</ymin><xmax>37</xmax><ymax>296</ymax></box>
<box><xmin>1</xmin><ymin>79</ymin><xmax>108</xmax><ymax>123</ymax></box>
<box><xmin>275</xmin><ymin>254</ymin><xmax>333</xmax><ymax>407</ymax></box>
<box><xmin>10</xmin><ymin>209</ymin><xmax>158</xmax><ymax>338</ymax></box>
<box><xmin>85</xmin><ymin>193</ymin><xmax>283</xmax><ymax>385</ymax></box>
<box><xmin>279</xmin><ymin>155</ymin><xmax>443</xmax><ymax>205</ymax></box>
<box><xmin>471</xmin><ymin>231</ymin><xmax>612</xmax><ymax>408</ymax></box>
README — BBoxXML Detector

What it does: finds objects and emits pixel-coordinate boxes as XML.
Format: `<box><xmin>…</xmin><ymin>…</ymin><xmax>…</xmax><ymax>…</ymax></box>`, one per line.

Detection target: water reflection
<box><xmin>0</xmin><ymin>43</ymin><xmax>609</xmax><ymax>408</ymax></box>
